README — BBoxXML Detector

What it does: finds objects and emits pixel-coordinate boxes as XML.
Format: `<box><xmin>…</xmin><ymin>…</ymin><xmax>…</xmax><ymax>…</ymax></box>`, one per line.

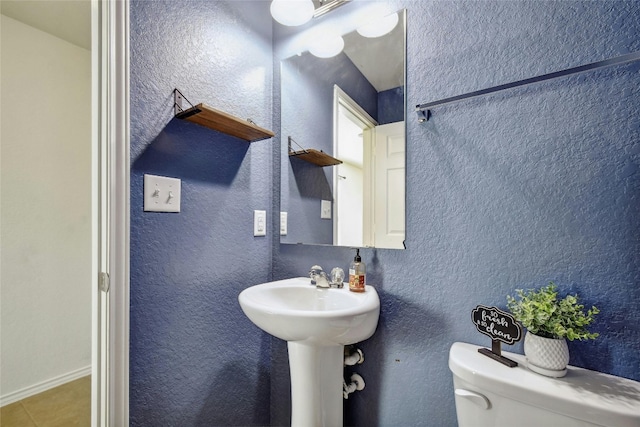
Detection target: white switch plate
<box><xmin>321</xmin><ymin>200</ymin><xmax>332</xmax><ymax>219</ymax></box>
<box><xmin>280</xmin><ymin>212</ymin><xmax>288</xmax><ymax>235</ymax></box>
<box><xmin>144</xmin><ymin>174</ymin><xmax>181</xmax><ymax>212</ymax></box>
<box><xmin>254</xmin><ymin>210</ymin><xmax>266</xmax><ymax>236</ymax></box>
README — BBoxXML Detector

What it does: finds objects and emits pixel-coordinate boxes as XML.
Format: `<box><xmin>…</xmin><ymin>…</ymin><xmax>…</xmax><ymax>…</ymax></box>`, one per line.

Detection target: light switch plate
<box><xmin>254</xmin><ymin>210</ymin><xmax>266</xmax><ymax>236</ymax></box>
<box><xmin>144</xmin><ymin>174</ymin><xmax>181</xmax><ymax>212</ymax></box>
<box><xmin>321</xmin><ymin>200</ymin><xmax>332</xmax><ymax>219</ymax></box>
<box><xmin>280</xmin><ymin>212</ymin><xmax>288</xmax><ymax>235</ymax></box>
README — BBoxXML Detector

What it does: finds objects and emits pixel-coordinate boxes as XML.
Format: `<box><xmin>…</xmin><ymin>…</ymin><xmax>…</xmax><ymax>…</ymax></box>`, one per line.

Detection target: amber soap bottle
<box><xmin>349</xmin><ymin>249</ymin><xmax>366</xmax><ymax>293</ymax></box>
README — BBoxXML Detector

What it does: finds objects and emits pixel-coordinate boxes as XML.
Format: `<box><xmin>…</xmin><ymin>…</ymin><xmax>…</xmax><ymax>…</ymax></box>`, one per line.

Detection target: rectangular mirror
<box><xmin>280</xmin><ymin>9</ymin><xmax>406</xmax><ymax>249</ymax></box>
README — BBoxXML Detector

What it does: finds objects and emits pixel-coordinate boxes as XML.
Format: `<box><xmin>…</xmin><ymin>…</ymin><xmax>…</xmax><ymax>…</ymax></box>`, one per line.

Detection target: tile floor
<box><xmin>0</xmin><ymin>376</ymin><xmax>90</xmax><ymax>427</ymax></box>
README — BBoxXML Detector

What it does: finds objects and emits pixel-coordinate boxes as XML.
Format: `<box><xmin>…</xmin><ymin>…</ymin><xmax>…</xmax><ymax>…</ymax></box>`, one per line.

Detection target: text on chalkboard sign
<box><xmin>471</xmin><ymin>305</ymin><xmax>522</xmax><ymax>345</ymax></box>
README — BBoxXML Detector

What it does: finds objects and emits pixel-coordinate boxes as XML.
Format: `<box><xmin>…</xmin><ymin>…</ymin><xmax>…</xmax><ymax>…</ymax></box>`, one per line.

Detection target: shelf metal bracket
<box><xmin>173</xmin><ymin>88</ymin><xmax>194</xmax><ymax>116</ymax></box>
<box><xmin>288</xmin><ymin>136</ymin><xmax>309</xmax><ymax>154</ymax></box>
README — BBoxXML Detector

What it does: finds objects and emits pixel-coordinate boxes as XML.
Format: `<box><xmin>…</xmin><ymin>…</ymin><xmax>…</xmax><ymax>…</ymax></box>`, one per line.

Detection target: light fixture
<box><xmin>270</xmin><ymin>0</ymin><xmax>315</xmax><ymax>27</ymax></box>
<box><xmin>357</xmin><ymin>12</ymin><xmax>399</xmax><ymax>38</ymax></box>
<box><xmin>309</xmin><ymin>34</ymin><xmax>344</xmax><ymax>58</ymax></box>
<box><xmin>312</xmin><ymin>0</ymin><xmax>350</xmax><ymax>18</ymax></box>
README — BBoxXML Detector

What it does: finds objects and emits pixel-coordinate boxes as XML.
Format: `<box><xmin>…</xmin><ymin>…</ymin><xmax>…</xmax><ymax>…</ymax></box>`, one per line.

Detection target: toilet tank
<box><xmin>449</xmin><ymin>342</ymin><xmax>640</xmax><ymax>427</ymax></box>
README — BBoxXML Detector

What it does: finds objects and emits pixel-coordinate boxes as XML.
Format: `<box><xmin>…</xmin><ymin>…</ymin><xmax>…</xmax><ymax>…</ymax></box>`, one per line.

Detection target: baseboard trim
<box><xmin>0</xmin><ymin>365</ymin><xmax>91</xmax><ymax>407</ymax></box>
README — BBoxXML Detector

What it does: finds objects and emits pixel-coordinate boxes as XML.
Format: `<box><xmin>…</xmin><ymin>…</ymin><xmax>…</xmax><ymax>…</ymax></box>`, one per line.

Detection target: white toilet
<box><xmin>449</xmin><ymin>342</ymin><xmax>640</xmax><ymax>427</ymax></box>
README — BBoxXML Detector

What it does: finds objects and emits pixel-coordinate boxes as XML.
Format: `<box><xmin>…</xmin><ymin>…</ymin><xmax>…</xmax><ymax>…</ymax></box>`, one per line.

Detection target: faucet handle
<box><xmin>309</xmin><ymin>265</ymin><xmax>324</xmax><ymax>285</ymax></box>
<box><xmin>330</xmin><ymin>267</ymin><xmax>345</xmax><ymax>288</ymax></box>
<box><xmin>309</xmin><ymin>265</ymin><xmax>324</xmax><ymax>276</ymax></box>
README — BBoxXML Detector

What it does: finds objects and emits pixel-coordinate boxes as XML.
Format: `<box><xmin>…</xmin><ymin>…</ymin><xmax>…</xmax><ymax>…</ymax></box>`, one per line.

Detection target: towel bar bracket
<box><xmin>416</xmin><ymin>110</ymin><xmax>430</xmax><ymax>123</ymax></box>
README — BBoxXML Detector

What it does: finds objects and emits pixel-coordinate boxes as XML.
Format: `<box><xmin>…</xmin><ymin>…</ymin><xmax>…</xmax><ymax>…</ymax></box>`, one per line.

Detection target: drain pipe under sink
<box><xmin>343</xmin><ymin>346</ymin><xmax>366</xmax><ymax>399</ymax></box>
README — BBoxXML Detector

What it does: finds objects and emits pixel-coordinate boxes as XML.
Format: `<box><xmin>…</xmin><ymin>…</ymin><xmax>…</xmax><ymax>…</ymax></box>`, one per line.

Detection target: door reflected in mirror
<box><xmin>280</xmin><ymin>9</ymin><xmax>406</xmax><ymax>249</ymax></box>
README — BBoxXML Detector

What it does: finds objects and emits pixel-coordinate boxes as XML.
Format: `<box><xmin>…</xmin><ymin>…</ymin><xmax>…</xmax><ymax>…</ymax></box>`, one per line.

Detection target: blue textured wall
<box><xmin>273</xmin><ymin>1</ymin><xmax>640</xmax><ymax>426</ymax></box>
<box><xmin>378</xmin><ymin>86</ymin><xmax>404</xmax><ymax>125</ymax></box>
<box><xmin>281</xmin><ymin>51</ymin><xmax>377</xmax><ymax>245</ymax></box>
<box><xmin>129</xmin><ymin>1</ymin><xmax>273</xmax><ymax>425</ymax></box>
<box><xmin>130</xmin><ymin>0</ymin><xmax>640</xmax><ymax>426</ymax></box>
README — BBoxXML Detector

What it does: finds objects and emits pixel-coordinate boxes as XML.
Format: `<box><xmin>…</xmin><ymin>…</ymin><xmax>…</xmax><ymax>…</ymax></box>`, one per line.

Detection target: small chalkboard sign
<box><xmin>471</xmin><ymin>305</ymin><xmax>522</xmax><ymax>367</ymax></box>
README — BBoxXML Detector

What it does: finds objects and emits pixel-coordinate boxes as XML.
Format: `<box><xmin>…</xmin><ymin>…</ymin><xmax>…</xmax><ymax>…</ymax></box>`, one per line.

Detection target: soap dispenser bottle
<box><xmin>349</xmin><ymin>249</ymin><xmax>366</xmax><ymax>293</ymax></box>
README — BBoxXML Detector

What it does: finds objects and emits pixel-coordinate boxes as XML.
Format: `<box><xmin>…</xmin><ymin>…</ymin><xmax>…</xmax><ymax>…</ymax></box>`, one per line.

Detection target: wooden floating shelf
<box><xmin>289</xmin><ymin>149</ymin><xmax>343</xmax><ymax>167</ymax></box>
<box><xmin>175</xmin><ymin>103</ymin><xmax>274</xmax><ymax>142</ymax></box>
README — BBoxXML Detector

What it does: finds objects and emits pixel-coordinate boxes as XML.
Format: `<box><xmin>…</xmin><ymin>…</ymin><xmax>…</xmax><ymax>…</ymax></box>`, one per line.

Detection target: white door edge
<box><xmin>92</xmin><ymin>0</ymin><xmax>130</xmax><ymax>426</ymax></box>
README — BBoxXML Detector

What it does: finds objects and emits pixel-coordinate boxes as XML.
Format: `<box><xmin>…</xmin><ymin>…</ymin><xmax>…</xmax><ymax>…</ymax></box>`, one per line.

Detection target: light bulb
<box><xmin>270</xmin><ymin>0</ymin><xmax>314</xmax><ymax>27</ymax></box>
<box><xmin>357</xmin><ymin>12</ymin><xmax>399</xmax><ymax>38</ymax></box>
<box><xmin>309</xmin><ymin>34</ymin><xmax>344</xmax><ymax>58</ymax></box>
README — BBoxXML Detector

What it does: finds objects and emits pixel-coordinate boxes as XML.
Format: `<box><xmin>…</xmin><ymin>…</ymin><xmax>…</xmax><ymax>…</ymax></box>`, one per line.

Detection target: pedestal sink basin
<box><xmin>239</xmin><ymin>277</ymin><xmax>380</xmax><ymax>427</ymax></box>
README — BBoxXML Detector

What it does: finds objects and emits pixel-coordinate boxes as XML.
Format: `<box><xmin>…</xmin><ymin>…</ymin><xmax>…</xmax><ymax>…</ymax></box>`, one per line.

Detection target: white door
<box><xmin>373</xmin><ymin>121</ymin><xmax>405</xmax><ymax>249</ymax></box>
<box><xmin>333</xmin><ymin>86</ymin><xmax>377</xmax><ymax>247</ymax></box>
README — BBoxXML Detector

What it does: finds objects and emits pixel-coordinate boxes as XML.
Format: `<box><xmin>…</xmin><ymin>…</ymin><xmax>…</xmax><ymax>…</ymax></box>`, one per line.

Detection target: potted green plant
<box><xmin>506</xmin><ymin>282</ymin><xmax>599</xmax><ymax>378</ymax></box>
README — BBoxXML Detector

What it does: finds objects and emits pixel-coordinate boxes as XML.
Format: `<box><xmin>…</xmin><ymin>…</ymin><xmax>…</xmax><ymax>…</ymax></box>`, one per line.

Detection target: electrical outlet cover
<box><xmin>321</xmin><ymin>200</ymin><xmax>332</xmax><ymax>219</ymax></box>
<box><xmin>254</xmin><ymin>210</ymin><xmax>266</xmax><ymax>236</ymax></box>
<box><xmin>280</xmin><ymin>212</ymin><xmax>288</xmax><ymax>235</ymax></box>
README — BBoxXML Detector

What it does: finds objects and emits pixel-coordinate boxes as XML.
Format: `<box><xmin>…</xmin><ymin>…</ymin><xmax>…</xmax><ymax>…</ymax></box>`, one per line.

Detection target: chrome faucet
<box><xmin>309</xmin><ymin>265</ymin><xmax>344</xmax><ymax>289</ymax></box>
<box><xmin>309</xmin><ymin>265</ymin><xmax>330</xmax><ymax>288</ymax></box>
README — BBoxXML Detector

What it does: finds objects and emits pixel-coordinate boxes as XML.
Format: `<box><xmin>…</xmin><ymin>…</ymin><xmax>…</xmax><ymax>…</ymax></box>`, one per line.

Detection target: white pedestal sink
<box><xmin>238</xmin><ymin>277</ymin><xmax>380</xmax><ymax>427</ymax></box>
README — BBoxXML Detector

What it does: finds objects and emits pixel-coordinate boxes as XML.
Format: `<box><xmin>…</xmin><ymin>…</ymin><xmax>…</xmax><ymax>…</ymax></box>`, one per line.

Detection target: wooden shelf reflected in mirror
<box><xmin>288</xmin><ymin>136</ymin><xmax>342</xmax><ymax>167</ymax></box>
<box><xmin>289</xmin><ymin>149</ymin><xmax>342</xmax><ymax>167</ymax></box>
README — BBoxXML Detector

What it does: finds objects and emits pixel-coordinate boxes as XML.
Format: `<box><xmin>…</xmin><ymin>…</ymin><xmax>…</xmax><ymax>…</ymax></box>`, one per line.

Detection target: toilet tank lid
<box><xmin>449</xmin><ymin>342</ymin><xmax>640</xmax><ymax>427</ymax></box>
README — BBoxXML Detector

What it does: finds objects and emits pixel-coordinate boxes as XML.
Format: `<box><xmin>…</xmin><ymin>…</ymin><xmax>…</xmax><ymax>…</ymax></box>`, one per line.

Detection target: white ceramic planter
<box><xmin>524</xmin><ymin>331</ymin><xmax>570</xmax><ymax>378</ymax></box>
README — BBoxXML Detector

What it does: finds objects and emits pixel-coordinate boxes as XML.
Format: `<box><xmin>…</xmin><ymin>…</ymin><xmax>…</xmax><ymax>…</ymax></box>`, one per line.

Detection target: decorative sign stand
<box><xmin>471</xmin><ymin>305</ymin><xmax>522</xmax><ymax>367</ymax></box>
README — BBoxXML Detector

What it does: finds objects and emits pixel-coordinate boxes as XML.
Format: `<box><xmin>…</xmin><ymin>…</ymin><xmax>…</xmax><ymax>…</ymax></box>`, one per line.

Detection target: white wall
<box><xmin>1</xmin><ymin>15</ymin><xmax>91</xmax><ymax>401</ymax></box>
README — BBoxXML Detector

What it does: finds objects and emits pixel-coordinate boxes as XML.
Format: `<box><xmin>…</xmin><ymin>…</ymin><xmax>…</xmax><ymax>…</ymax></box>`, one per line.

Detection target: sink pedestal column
<box><xmin>288</xmin><ymin>342</ymin><xmax>344</xmax><ymax>427</ymax></box>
